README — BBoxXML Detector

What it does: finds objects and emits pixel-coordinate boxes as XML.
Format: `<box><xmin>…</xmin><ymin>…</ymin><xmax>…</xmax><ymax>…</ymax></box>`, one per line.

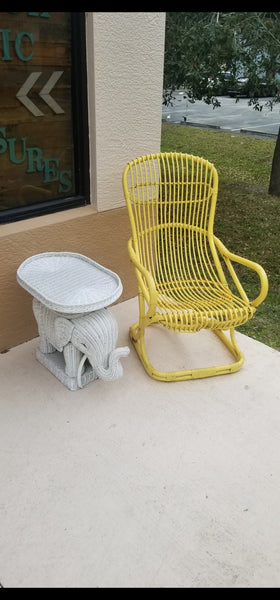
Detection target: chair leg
<box><xmin>129</xmin><ymin>321</ymin><xmax>244</xmax><ymax>382</ymax></box>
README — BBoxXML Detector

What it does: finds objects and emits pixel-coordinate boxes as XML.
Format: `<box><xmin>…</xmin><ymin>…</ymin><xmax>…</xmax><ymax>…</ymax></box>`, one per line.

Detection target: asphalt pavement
<box><xmin>162</xmin><ymin>91</ymin><xmax>280</xmax><ymax>138</ymax></box>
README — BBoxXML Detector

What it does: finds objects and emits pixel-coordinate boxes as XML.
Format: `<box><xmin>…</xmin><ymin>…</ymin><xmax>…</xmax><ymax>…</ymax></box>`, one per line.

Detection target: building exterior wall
<box><xmin>87</xmin><ymin>12</ymin><xmax>166</xmax><ymax>211</ymax></box>
<box><xmin>0</xmin><ymin>12</ymin><xmax>166</xmax><ymax>352</ymax></box>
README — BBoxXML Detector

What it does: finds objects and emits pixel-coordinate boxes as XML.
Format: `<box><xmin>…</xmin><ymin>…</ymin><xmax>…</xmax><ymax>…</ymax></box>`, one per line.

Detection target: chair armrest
<box><xmin>214</xmin><ymin>236</ymin><xmax>269</xmax><ymax>308</ymax></box>
<box><xmin>127</xmin><ymin>238</ymin><xmax>158</xmax><ymax>315</ymax></box>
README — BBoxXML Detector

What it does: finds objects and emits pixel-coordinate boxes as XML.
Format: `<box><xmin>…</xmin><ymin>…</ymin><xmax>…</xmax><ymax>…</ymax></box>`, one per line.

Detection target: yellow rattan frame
<box><xmin>122</xmin><ymin>152</ymin><xmax>268</xmax><ymax>381</ymax></box>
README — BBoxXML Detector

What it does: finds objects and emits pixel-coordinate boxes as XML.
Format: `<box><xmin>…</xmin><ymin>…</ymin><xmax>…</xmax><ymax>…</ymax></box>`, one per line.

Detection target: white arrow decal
<box><xmin>39</xmin><ymin>71</ymin><xmax>65</xmax><ymax>114</ymax></box>
<box><xmin>16</xmin><ymin>72</ymin><xmax>44</xmax><ymax>117</ymax></box>
<box><xmin>16</xmin><ymin>71</ymin><xmax>65</xmax><ymax>117</ymax></box>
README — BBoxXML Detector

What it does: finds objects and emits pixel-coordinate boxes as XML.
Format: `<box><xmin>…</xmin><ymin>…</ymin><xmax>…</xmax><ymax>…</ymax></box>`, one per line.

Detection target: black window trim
<box><xmin>0</xmin><ymin>11</ymin><xmax>90</xmax><ymax>225</ymax></box>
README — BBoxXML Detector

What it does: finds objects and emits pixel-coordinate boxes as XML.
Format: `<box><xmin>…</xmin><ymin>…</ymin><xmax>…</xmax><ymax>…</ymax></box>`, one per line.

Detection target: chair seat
<box><xmin>155</xmin><ymin>279</ymin><xmax>256</xmax><ymax>332</ymax></box>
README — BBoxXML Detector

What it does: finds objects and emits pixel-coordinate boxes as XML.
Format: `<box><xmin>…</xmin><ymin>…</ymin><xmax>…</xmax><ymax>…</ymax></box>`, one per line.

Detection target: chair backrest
<box><xmin>123</xmin><ymin>152</ymin><xmax>224</xmax><ymax>285</ymax></box>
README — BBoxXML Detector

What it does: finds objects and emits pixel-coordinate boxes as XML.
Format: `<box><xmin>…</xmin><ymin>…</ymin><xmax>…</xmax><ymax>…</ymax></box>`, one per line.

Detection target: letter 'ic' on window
<box><xmin>0</xmin><ymin>12</ymin><xmax>89</xmax><ymax>223</ymax></box>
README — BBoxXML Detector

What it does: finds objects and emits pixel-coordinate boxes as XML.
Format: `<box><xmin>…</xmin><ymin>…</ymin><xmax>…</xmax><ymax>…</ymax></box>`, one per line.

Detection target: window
<box><xmin>0</xmin><ymin>12</ymin><xmax>89</xmax><ymax>223</ymax></box>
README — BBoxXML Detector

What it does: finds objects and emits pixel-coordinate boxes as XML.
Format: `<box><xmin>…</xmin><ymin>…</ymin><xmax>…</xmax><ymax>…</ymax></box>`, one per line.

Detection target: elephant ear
<box><xmin>54</xmin><ymin>317</ymin><xmax>74</xmax><ymax>351</ymax></box>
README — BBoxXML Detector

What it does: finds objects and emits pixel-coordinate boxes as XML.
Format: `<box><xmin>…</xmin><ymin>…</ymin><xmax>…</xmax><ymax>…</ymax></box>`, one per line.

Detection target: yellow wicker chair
<box><xmin>122</xmin><ymin>152</ymin><xmax>268</xmax><ymax>381</ymax></box>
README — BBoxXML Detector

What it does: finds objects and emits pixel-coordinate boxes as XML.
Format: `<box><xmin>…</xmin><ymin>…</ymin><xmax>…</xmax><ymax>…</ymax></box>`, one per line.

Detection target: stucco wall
<box><xmin>87</xmin><ymin>12</ymin><xmax>166</xmax><ymax>211</ymax></box>
<box><xmin>0</xmin><ymin>12</ymin><xmax>166</xmax><ymax>352</ymax></box>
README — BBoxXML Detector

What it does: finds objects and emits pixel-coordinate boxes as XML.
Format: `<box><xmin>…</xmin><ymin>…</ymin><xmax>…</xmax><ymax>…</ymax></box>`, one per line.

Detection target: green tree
<box><xmin>163</xmin><ymin>12</ymin><xmax>280</xmax><ymax>195</ymax></box>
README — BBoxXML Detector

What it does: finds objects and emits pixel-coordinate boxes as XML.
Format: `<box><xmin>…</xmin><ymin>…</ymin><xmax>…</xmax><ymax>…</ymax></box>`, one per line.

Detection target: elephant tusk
<box><xmin>77</xmin><ymin>353</ymin><xmax>87</xmax><ymax>388</ymax></box>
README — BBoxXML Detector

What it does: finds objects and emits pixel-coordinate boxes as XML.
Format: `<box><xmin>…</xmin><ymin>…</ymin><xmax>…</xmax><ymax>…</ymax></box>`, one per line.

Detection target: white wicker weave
<box><xmin>17</xmin><ymin>252</ymin><xmax>123</xmax><ymax>315</ymax></box>
<box><xmin>17</xmin><ymin>253</ymin><xmax>129</xmax><ymax>390</ymax></box>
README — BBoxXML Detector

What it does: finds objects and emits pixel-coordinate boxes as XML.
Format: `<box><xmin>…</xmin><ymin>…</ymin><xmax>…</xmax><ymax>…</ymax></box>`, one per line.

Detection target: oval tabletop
<box><xmin>17</xmin><ymin>252</ymin><xmax>123</xmax><ymax>314</ymax></box>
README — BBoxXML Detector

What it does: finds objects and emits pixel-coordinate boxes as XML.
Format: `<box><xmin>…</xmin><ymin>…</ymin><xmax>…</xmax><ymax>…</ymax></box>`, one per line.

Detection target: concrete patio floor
<box><xmin>1</xmin><ymin>296</ymin><xmax>280</xmax><ymax>588</ymax></box>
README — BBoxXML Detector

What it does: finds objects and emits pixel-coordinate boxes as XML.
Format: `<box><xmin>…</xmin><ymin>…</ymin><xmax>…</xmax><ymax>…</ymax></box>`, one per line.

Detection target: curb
<box><xmin>181</xmin><ymin>121</ymin><xmax>221</xmax><ymax>130</ymax></box>
<box><xmin>240</xmin><ymin>128</ymin><xmax>277</xmax><ymax>139</ymax></box>
<box><xmin>162</xmin><ymin>119</ymin><xmax>278</xmax><ymax>139</ymax></box>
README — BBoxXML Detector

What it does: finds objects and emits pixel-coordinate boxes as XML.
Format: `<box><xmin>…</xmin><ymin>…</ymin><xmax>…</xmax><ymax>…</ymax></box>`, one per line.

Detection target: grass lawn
<box><xmin>161</xmin><ymin>123</ymin><xmax>280</xmax><ymax>351</ymax></box>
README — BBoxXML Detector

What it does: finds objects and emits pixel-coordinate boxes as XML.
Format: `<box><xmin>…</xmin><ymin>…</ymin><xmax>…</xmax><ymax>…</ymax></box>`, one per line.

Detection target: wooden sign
<box><xmin>0</xmin><ymin>12</ymin><xmax>75</xmax><ymax>212</ymax></box>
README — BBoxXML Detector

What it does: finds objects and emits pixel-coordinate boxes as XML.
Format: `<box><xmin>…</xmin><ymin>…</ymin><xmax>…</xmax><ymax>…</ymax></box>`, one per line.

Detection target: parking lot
<box><xmin>162</xmin><ymin>92</ymin><xmax>280</xmax><ymax>137</ymax></box>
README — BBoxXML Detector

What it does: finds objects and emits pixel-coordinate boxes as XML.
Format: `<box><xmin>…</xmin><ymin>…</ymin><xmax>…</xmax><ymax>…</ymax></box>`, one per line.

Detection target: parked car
<box><xmin>228</xmin><ymin>77</ymin><xmax>279</xmax><ymax>98</ymax></box>
<box><xmin>207</xmin><ymin>71</ymin><xmax>232</xmax><ymax>95</ymax></box>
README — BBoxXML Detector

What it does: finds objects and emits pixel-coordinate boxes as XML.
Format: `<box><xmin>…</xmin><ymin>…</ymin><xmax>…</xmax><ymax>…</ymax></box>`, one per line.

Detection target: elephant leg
<box><xmin>63</xmin><ymin>342</ymin><xmax>83</xmax><ymax>378</ymax></box>
<box><xmin>39</xmin><ymin>335</ymin><xmax>56</xmax><ymax>354</ymax></box>
<box><xmin>32</xmin><ymin>299</ymin><xmax>55</xmax><ymax>354</ymax></box>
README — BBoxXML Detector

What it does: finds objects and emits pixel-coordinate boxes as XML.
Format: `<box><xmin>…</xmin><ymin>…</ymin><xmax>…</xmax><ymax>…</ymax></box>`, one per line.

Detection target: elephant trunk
<box><xmin>94</xmin><ymin>346</ymin><xmax>130</xmax><ymax>382</ymax></box>
<box><xmin>77</xmin><ymin>346</ymin><xmax>130</xmax><ymax>388</ymax></box>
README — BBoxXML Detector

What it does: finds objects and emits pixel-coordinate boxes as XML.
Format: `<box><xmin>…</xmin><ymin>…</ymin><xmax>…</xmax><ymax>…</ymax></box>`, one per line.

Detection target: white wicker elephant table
<box><xmin>17</xmin><ymin>252</ymin><xmax>130</xmax><ymax>390</ymax></box>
